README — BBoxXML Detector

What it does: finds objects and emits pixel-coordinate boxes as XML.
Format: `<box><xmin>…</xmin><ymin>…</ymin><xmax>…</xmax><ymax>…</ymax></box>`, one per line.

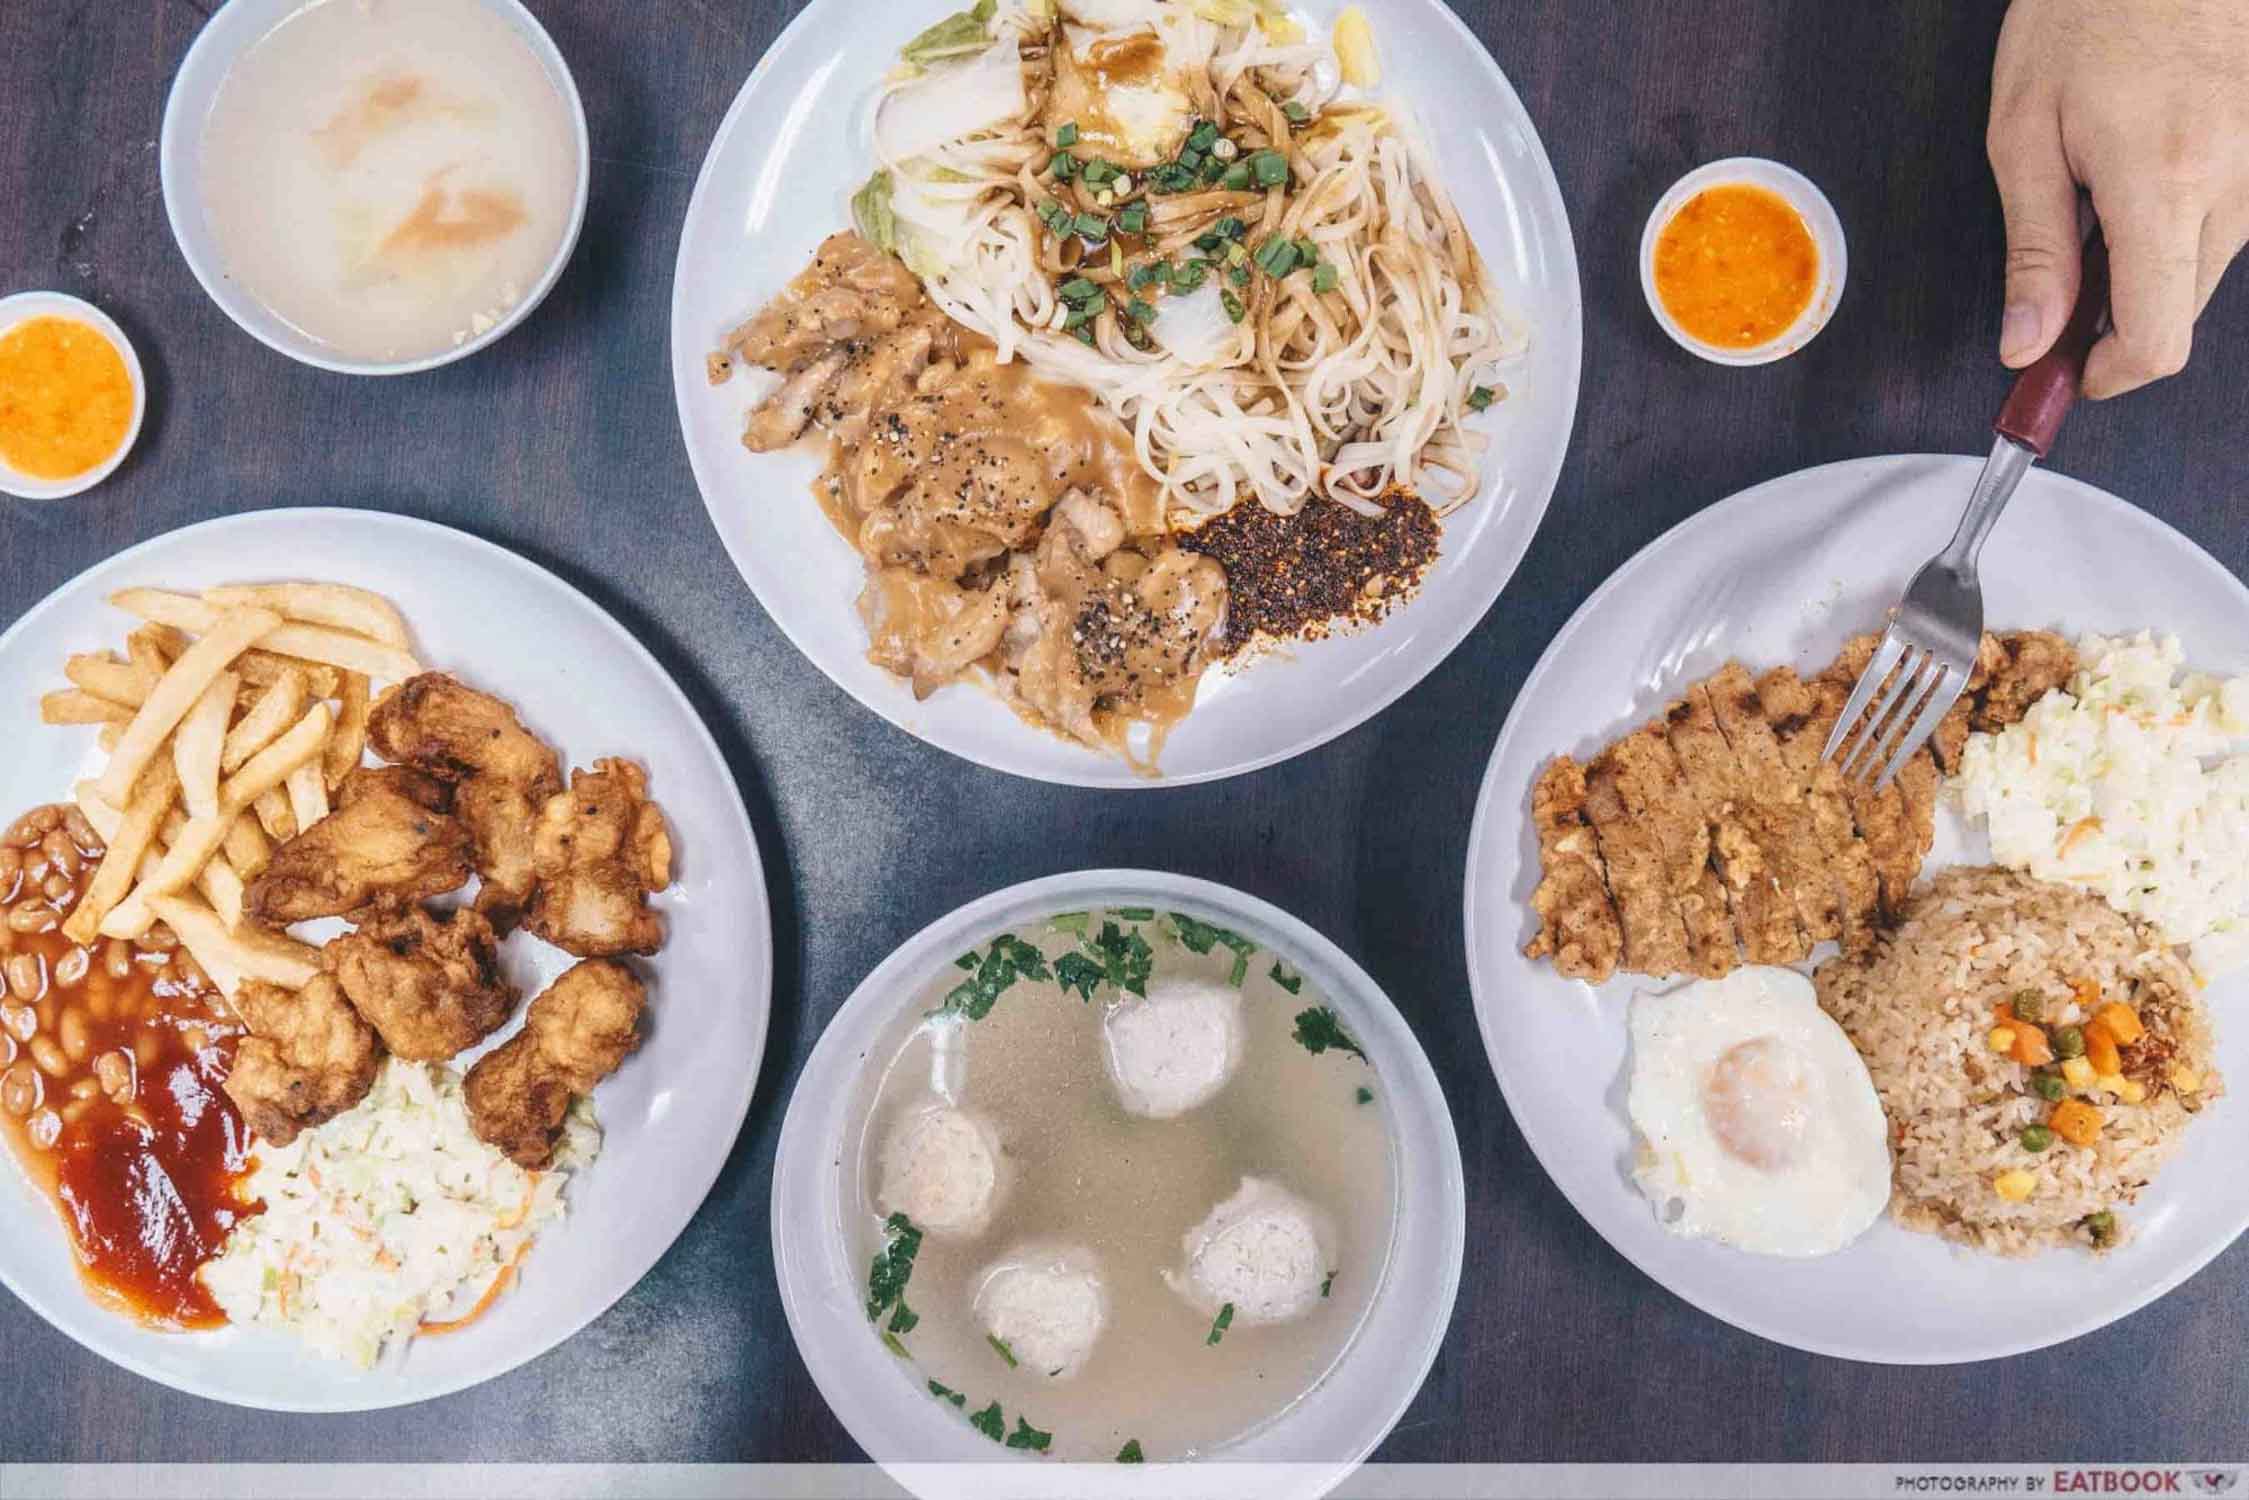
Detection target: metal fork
<box><xmin>1824</xmin><ymin>235</ymin><xmax>2111</xmax><ymax>790</ymax></box>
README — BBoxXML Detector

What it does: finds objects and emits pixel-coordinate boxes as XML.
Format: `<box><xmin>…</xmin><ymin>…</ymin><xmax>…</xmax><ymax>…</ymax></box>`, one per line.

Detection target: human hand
<box><xmin>1987</xmin><ymin>0</ymin><xmax>2249</xmax><ymax>397</ymax></box>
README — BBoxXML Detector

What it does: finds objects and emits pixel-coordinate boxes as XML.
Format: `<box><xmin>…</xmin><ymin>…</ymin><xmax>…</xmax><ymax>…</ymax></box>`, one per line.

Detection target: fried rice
<box><xmin>1814</xmin><ymin>867</ymin><xmax>2222</xmax><ymax>1255</ymax></box>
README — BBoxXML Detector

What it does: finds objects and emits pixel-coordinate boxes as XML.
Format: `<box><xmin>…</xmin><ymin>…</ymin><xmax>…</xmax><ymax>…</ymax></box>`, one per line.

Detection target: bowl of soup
<box><xmin>159</xmin><ymin>0</ymin><xmax>588</xmax><ymax>376</ymax></box>
<box><xmin>771</xmin><ymin>871</ymin><xmax>1464</xmax><ymax>1494</ymax></box>
<box><xmin>1640</xmin><ymin>157</ymin><xmax>1847</xmax><ymax>366</ymax></box>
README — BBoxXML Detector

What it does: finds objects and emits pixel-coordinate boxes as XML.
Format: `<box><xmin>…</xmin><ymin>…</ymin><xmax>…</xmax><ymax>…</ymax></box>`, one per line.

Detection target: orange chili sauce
<box><xmin>0</xmin><ymin>315</ymin><xmax>134</xmax><ymax>481</ymax></box>
<box><xmin>0</xmin><ymin>817</ymin><xmax>255</xmax><ymax>1329</ymax></box>
<box><xmin>1652</xmin><ymin>184</ymin><xmax>1819</xmax><ymax>349</ymax></box>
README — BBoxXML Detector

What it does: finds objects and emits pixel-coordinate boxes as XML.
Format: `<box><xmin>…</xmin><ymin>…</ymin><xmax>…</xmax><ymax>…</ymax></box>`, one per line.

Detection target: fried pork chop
<box><xmin>367</xmin><ymin>673</ymin><xmax>564</xmax><ymax>932</ymax></box>
<box><xmin>245</xmin><ymin>768</ymin><xmax>475</xmax><ymax>924</ymax></box>
<box><xmin>1523</xmin><ymin>631</ymin><xmax>2075</xmax><ymax>983</ymax></box>
<box><xmin>466</xmin><ymin>959</ymin><xmax>646</xmax><ymax>1168</ymax></box>
<box><xmin>222</xmin><ymin>975</ymin><xmax>382</xmax><ymax>1146</ymax></box>
<box><xmin>326</xmin><ymin>905</ymin><xmax>516</xmax><ymax>1061</ymax></box>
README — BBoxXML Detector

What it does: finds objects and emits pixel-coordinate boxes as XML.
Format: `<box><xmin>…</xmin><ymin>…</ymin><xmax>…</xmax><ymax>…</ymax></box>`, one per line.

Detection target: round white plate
<box><xmin>773</xmin><ymin>872</ymin><xmax>1463</xmax><ymax>1494</ymax></box>
<box><xmin>0</xmin><ymin>509</ymin><xmax>772</xmax><ymax>1410</ymax></box>
<box><xmin>1464</xmin><ymin>453</ymin><xmax>2249</xmax><ymax>1364</ymax></box>
<box><xmin>669</xmin><ymin>0</ymin><xmax>1581</xmax><ymax>787</ymax></box>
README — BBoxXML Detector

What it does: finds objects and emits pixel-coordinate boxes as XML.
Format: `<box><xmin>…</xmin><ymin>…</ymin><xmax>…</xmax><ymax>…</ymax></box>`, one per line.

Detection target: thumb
<box><xmin>1987</xmin><ymin>107</ymin><xmax>2083</xmax><ymax>366</ymax></box>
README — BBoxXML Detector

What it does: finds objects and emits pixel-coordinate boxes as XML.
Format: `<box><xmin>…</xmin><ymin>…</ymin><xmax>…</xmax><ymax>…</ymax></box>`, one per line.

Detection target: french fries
<box><xmin>221</xmin><ymin>669</ymin><xmax>306</xmax><ymax>774</ymax></box>
<box><xmin>202</xmin><ymin>583</ymin><xmax>410</xmax><ymax>649</ymax></box>
<box><xmin>109</xmin><ymin>589</ymin><xmax>419</xmax><ymax>683</ymax></box>
<box><xmin>285</xmin><ymin>758</ymin><xmax>330</xmax><ymax>833</ymax></box>
<box><xmin>147</xmin><ymin>895</ymin><xmax>322</xmax><ymax>997</ymax></box>
<box><xmin>44</xmin><ymin>578</ymin><xmax>416</xmax><ymax>981</ymax></box>
<box><xmin>326</xmin><ymin>671</ymin><xmax>370</xmax><ymax>788</ymax></box>
<box><xmin>41</xmin><ymin>690</ymin><xmax>132</xmax><ymax>725</ymax></box>
<box><xmin>173</xmin><ymin>671</ymin><xmax>237</xmax><ymax>822</ymax></box>
<box><xmin>65</xmin><ymin>652</ymin><xmax>151</xmax><ymax>707</ymax></box>
<box><xmin>94</xmin><ymin>607</ymin><xmax>282</xmax><ymax>808</ymax></box>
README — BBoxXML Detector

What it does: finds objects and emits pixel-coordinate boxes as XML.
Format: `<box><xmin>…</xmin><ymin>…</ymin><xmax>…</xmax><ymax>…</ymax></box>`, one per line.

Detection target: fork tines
<box><xmin>1820</xmin><ymin>631</ymin><xmax>1969</xmax><ymax>791</ymax></box>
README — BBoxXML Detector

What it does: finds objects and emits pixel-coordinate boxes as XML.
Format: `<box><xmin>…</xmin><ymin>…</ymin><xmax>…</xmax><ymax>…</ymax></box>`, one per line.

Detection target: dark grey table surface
<box><xmin>3</xmin><ymin>0</ymin><xmax>2246</xmax><ymax>1470</ymax></box>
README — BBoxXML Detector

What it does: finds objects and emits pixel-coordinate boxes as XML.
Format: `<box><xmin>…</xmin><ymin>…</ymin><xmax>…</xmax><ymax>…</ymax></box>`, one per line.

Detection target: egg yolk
<box><xmin>1703</xmin><ymin>1036</ymin><xmax>1812</xmax><ymax>1171</ymax></box>
<box><xmin>1653</xmin><ymin>183</ymin><xmax>1819</xmax><ymax>350</ymax></box>
<box><xmin>0</xmin><ymin>314</ymin><xmax>133</xmax><ymax>481</ymax></box>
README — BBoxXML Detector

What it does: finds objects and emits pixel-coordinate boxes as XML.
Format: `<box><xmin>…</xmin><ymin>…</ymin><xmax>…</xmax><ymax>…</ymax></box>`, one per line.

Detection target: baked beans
<box><xmin>0</xmin><ymin>801</ymin><xmax>248</xmax><ymax>1328</ymax></box>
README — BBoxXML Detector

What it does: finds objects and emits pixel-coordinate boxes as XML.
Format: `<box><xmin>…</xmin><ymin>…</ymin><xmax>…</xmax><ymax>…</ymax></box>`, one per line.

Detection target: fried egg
<box><xmin>1627</xmin><ymin>966</ymin><xmax>1890</xmax><ymax>1257</ymax></box>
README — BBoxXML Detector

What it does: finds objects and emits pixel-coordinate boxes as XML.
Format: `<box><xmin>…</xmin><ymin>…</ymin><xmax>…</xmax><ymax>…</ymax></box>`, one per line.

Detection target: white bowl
<box><xmin>771</xmin><ymin>871</ymin><xmax>1464</xmax><ymax>1497</ymax></box>
<box><xmin>157</xmin><ymin>0</ymin><xmax>590</xmax><ymax>377</ymax></box>
<box><xmin>0</xmin><ymin>291</ymin><xmax>146</xmax><ymax>500</ymax></box>
<box><xmin>1639</xmin><ymin>156</ymin><xmax>1847</xmax><ymax>366</ymax></box>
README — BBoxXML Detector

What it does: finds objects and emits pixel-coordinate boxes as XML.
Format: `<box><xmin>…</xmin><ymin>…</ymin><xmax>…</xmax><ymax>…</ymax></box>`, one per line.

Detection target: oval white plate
<box><xmin>1464</xmin><ymin>454</ymin><xmax>2249</xmax><ymax>1364</ymax></box>
<box><xmin>0</xmin><ymin>509</ymin><xmax>772</xmax><ymax>1410</ymax></box>
<box><xmin>773</xmin><ymin>871</ymin><xmax>1463</xmax><ymax>1494</ymax></box>
<box><xmin>669</xmin><ymin>0</ymin><xmax>1581</xmax><ymax>787</ymax></box>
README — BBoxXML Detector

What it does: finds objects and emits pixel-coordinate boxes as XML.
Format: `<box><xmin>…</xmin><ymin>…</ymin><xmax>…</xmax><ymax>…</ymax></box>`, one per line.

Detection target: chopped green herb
<box><xmin>1220</xmin><ymin>289</ymin><xmax>1246</xmax><ymax>323</ymax></box>
<box><xmin>1126</xmin><ymin>298</ymin><xmax>1156</xmax><ymax>324</ymax></box>
<box><xmin>1355</xmin><ymin>1085</ymin><xmax>1374</xmax><ymax>1106</ymax></box>
<box><xmin>1117</xmin><ymin>203</ymin><xmax>1149</xmax><ymax>236</ymax></box>
<box><xmin>969</xmin><ymin>1401</ymin><xmax>1006</xmax><ymax>1442</ymax></box>
<box><xmin>1269</xmin><ymin>961</ymin><xmax>1303</xmax><ymax>995</ymax></box>
<box><xmin>1465</xmin><ymin>385</ymin><xmax>1497</xmax><ymax>412</ymax></box>
<box><xmin>1206</xmin><ymin>1302</ymin><xmax>1235</xmax><ymax>1346</ymax></box>
<box><xmin>1282</xmin><ymin>100</ymin><xmax>1311</xmax><ymax>124</ymax></box>
<box><xmin>1219</xmin><ymin>161</ymin><xmax>1253</xmax><ymax>191</ymax></box>
<box><xmin>1149</xmin><ymin>260</ymin><xmax>1174</xmax><ymax>285</ymax></box>
<box><xmin>940</xmin><ymin>935</ymin><xmax>1051</xmax><ymax>1021</ymax></box>
<box><xmin>954</xmin><ymin>951</ymin><xmax>978</xmax><ymax>971</ymax></box>
<box><xmin>1064</xmin><ymin>303</ymin><xmax>1098</xmax><ymax>331</ymax></box>
<box><xmin>1048</xmin><ymin>150</ymin><xmax>1077</xmax><ymax>178</ymax></box>
<box><xmin>1172</xmin><ymin>260</ymin><xmax>1210</xmax><ymax>292</ymax></box>
<box><xmin>1321</xmin><ymin>1269</ymin><xmax>1336</xmax><ymax>1297</ymax></box>
<box><xmin>851</xmin><ymin>172</ymin><xmax>898</xmax><ymax>254</ymax></box>
<box><xmin>1005</xmin><ymin>1416</ymin><xmax>1053</xmax><ymax>1452</ymax></box>
<box><xmin>1169</xmin><ymin>912</ymin><xmax>1256</xmax><ymax>961</ymax></box>
<box><xmin>1115</xmin><ymin>907</ymin><xmax>1155</xmax><ymax>920</ymax></box>
<box><xmin>1187</xmin><ymin>119</ymin><xmax>1220</xmax><ymax>151</ymax></box>
<box><xmin>987</xmin><ymin>1334</ymin><xmax>1019</xmax><ymax>1368</ymax></box>
<box><xmin>1200</xmin><ymin>154</ymin><xmax>1226</xmax><ymax>183</ymax></box>
<box><xmin>882</xmin><ymin>1331</ymin><xmax>910</xmax><ymax>1358</ymax></box>
<box><xmin>1126</xmin><ymin>262</ymin><xmax>1156</xmax><ymax>291</ymax></box>
<box><xmin>1055</xmin><ymin>951</ymin><xmax>1105</xmax><ymax>1000</ymax></box>
<box><xmin>899</xmin><ymin>0</ymin><xmax>996</xmax><ymax>66</ymax></box>
<box><xmin>1253</xmin><ymin>236</ymin><xmax>1301</xmax><ymax>278</ymax></box>
<box><xmin>1310</xmin><ymin>261</ymin><xmax>1339</xmax><ymax>294</ymax></box>
<box><xmin>1059</xmin><ymin>277</ymin><xmax>1104</xmax><ymax>305</ymax></box>
<box><xmin>1074</xmin><ymin>212</ymin><xmax>1110</xmax><ymax>241</ymax></box>
<box><xmin>1051</xmin><ymin>911</ymin><xmax>1089</xmax><ymax>936</ymax></box>
<box><xmin>866</xmin><ymin>1212</ymin><xmax>923</xmax><ymax>1321</ymax></box>
<box><xmin>929</xmin><ymin>1380</ymin><xmax>968</xmax><ymax>1408</ymax></box>
<box><xmin>1073</xmin><ymin>325</ymin><xmax>1096</xmax><ymax>346</ymax></box>
<box><xmin>1116</xmin><ymin>1439</ymin><xmax>1146</xmax><ymax>1463</ymax></box>
<box><xmin>1148</xmin><ymin>162</ymin><xmax>1197</xmax><ymax>193</ymax></box>
<box><xmin>1228</xmin><ymin>263</ymin><xmax>1250</xmax><ymax>288</ymax></box>
<box><xmin>1293</xmin><ymin>1006</ymin><xmax>1369</xmax><ymax>1063</ymax></box>
<box><xmin>1228</xmin><ymin>951</ymin><xmax>1250</xmax><ymax>985</ymax></box>
<box><xmin>1248</xmin><ymin>148</ymin><xmax>1289</xmax><ymax>187</ymax></box>
<box><xmin>1055</xmin><ymin>121</ymin><xmax>1080</xmax><ymax>147</ymax></box>
<box><xmin>887</xmin><ymin>1299</ymin><xmax>920</xmax><ymax>1335</ymax></box>
<box><xmin>1080</xmin><ymin>158</ymin><xmax>1121</xmax><ymax>188</ymax></box>
<box><xmin>1088</xmin><ymin>920</ymin><xmax>1155</xmax><ymax>997</ymax></box>
<box><xmin>1178</xmin><ymin>146</ymin><xmax>1204</xmax><ymax>171</ymax></box>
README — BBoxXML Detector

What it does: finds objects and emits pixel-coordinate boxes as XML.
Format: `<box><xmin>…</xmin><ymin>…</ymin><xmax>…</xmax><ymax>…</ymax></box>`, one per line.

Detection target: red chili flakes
<box><xmin>1178</xmin><ymin>489</ymin><xmax>1442</xmax><ymax>657</ymax></box>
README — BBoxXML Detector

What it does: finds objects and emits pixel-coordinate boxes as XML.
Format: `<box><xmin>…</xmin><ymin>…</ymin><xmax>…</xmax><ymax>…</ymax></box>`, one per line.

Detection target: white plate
<box><xmin>772</xmin><ymin>872</ymin><xmax>1463</xmax><ymax>1494</ymax></box>
<box><xmin>669</xmin><ymin>0</ymin><xmax>1581</xmax><ymax>787</ymax></box>
<box><xmin>1463</xmin><ymin>454</ymin><xmax>2249</xmax><ymax>1364</ymax></box>
<box><xmin>0</xmin><ymin>509</ymin><xmax>772</xmax><ymax>1410</ymax></box>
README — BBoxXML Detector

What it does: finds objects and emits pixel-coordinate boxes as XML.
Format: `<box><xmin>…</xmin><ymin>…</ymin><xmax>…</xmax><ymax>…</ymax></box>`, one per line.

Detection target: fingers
<box><xmin>2084</xmin><ymin>176</ymin><xmax>2204</xmax><ymax>399</ymax></box>
<box><xmin>2197</xmin><ymin>207</ymin><xmax>2249</xmax><ymax>320</ymax></box>
<box><xmin>1987</xmin><ymin>100</ymin><xmax>2083</xmax><ymax>367</ymax></box>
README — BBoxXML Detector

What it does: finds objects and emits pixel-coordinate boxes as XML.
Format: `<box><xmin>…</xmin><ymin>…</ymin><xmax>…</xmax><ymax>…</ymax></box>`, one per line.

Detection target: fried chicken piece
<box><xmin>326</xmin><ymin>905</ymin><xmax>516</xmax><ymax>1061</ymax></box>
<box><xmin>222</xmin><ymin>975</ymin><xmax>382</xmax><ymax>1147</ymax></box>
<box><xmin>245</xmin><ymin>771</ymin><xmax>475</xmax><ymax>924</ymax></box>
<box><xmin>523</xmin><ymin>758</ymin><xmax>671</xmax><ymax>957</ymax></box>
<box><xmin>367</xmin><ymin>673</ymin><xmax>563</xmax><ymax>932</ymax></box>
<box><xmin>338</xmin><ymin>764</ymin><xmax>452</xmax><ymax>814</ymax></box>
<box><xmin>466</xmin><ymin>960</ymin><xmax>646</xmax><ymax>1168</ymax></box>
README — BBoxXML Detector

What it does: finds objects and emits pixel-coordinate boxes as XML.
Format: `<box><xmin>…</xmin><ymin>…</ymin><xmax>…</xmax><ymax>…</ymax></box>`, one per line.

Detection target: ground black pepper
<box><xmin>1179</xmin><ymin>489</ymin><xmax>1442</xmax><ymax>657</ymax></box>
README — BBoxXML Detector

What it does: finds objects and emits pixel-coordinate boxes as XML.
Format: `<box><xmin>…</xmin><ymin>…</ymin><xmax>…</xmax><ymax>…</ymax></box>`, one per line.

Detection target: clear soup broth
<box><xmin>848</xmin><ymin>907</ymin><xmax>1395</xmax><ymax>1461</ymax></box>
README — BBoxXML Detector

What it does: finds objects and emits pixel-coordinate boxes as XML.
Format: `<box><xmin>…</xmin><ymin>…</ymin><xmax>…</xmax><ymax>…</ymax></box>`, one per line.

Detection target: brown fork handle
<box><xmin>1994</xmin><ymin>233</ymin><xmax>2111</xmax><ymax>458</ymax></box>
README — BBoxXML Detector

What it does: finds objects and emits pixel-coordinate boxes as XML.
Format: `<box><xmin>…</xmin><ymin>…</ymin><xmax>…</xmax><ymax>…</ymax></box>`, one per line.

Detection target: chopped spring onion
<box><xmin>1248</xmin><ymin>148</ymin><xmax>1290</xmax><ymax>186</ymax></box>
<box><xmin>1074</xmin><ymin>212</ymin><xmax>1110</xmax><ymax>241</ymax></box>
<box><xmin>1117</xmin><ymin>202</ymin><xmax>1149</xmax><ymax>235</ymax></box>
<box><xmin>1219</xmin><ymin>161</ymin><xmax>1252</xmax><ymax>191</ymax></box>
<box><xmin>1311</xmin><ymin>261</ymin><xmax>1339</xmax><ymax>293</ymax></box>
<box><xmin>1282</xmin><ymin>100</ymin><xmax>1311</xmax><ymax>124</ymax></box>
<box><xmin>1466</xmin><ymin>385</ymin><xmax>1497</xmax><ymax>412</ymax></box>
<box><xmin>1049</xmin><ymin>150</ymin><xmax>1076</xmax><ymax>178</ymax></box>
<box><xmin>1220</xmin><ymin>289</ymin><xmax>1246</xmax><ymax>323</ymax></box>
<box><xmin>1055</xmin><ymin>121</ymin><xmax>1080</xmax><ymax>147</ymax></box>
